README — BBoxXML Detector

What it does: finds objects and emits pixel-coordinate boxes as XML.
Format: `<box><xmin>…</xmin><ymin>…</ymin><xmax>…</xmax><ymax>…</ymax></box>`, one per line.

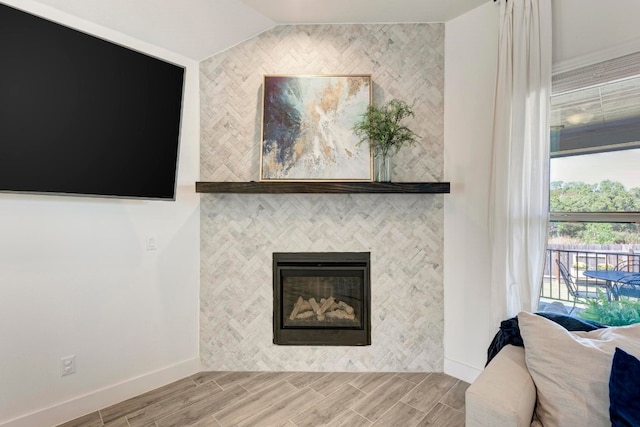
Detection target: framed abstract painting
<box><xmin>260</xmin><ymin>74</ymin><xmax>373</xmax><ymax>181</ymax></box>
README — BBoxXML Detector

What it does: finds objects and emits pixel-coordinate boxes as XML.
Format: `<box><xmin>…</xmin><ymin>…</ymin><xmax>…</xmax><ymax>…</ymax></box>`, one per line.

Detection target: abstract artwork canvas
<box><xmin>261</xmin><ymin>75</ymin><xmax>372</xmax><ymax>181</ymax></box>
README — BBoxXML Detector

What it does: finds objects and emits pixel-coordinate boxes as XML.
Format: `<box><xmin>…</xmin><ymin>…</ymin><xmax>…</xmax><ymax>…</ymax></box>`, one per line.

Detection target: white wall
<box><xmin>443</xmin><ymin>1</ymin><xmax>499</xmax><ymax>382</ymax></box>
<box><xmin>28</xmin><ymin>0</ymin><xmax>276</xmax><ymax>60</ymax></box>
<box><xmin>443</xmin><ymin>0</ymin><xmax>640</xmax><ymax>383</ymax></box>
<box><xmin>0</xmin><ymin>2</ymin><xmax>201</xmax><ymax>426</ymax></box>
<box><xmin>553</xmin><ymin>0</ymin><xmax>640</xmax><ymax>70</ymax></box>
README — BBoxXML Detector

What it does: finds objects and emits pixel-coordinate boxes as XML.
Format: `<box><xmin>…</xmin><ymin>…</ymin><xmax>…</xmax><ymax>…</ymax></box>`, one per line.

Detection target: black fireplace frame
<box><xmin>273</xmin><ymin>252</ymin><xmax>371</xmax><ymax>346</ymax></box>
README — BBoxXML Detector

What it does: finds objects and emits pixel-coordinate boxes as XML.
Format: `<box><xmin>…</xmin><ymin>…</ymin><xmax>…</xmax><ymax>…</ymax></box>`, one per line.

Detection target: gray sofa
<box><xmin>465</xmin><ymin>311</ymin><xmax>640</xmax><ymax>427</ymax></box>
<box><xmin>465</xmin><ymin>345</ymin><xmax>538</xmax><ymax>427</ymax></box>
<box><xmin>465</xmin><ymin>303</ymin><xmax>570</xmax><ymax>427</ymax></box>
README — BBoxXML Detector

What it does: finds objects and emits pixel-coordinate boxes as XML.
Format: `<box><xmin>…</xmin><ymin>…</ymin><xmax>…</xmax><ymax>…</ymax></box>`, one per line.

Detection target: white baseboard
<box><xmin>444</xmin><ymin>357</ymin><xmax>483</xmax><ymax>384</ymax></box>
<box><xmin>1</xmin><ymin>357</ymin><xmax>202</xmax><ymax>427</ymax></box>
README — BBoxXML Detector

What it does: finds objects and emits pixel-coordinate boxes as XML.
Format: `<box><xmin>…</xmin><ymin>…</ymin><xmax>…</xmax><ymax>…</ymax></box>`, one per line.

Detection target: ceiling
<box><xmin>552</xmin><ymin>76</ymin><xmax>640</xmax><ymax>130</ymax></box>
<box><xmin>551</xmin><ymin>76</ymin><xmax>640</xmax><ymax>154</ymax></box>
<box><xmin>25</xmin><ymin>0</ymin><xmax>490</xmax><ymax>60</ymax></box>
<box><xmin>237</xmin><ymin>0</ymin><xmax>489</xmax><ymax>25</ymax></box>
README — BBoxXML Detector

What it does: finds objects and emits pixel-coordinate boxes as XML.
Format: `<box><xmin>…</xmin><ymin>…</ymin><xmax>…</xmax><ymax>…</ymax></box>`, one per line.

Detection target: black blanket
<box><xmin>486</xmin><ymin>312</ymin><xmax>605</xmax><ymax>366</ymax></box>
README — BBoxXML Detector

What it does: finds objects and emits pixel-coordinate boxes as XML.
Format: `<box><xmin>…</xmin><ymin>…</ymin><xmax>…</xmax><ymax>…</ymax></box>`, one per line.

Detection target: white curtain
<box><xmin>489</xmin><ymin>0</ymin><xmax>552</xmax><ymax>323</ymax></box>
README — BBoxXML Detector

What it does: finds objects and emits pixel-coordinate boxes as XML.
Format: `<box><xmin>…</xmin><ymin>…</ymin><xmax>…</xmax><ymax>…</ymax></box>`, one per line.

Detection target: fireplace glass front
<box><xmin>273</xmin><ymin>252</ymin><xmax>371</xmax><ymax>346</ymax></box>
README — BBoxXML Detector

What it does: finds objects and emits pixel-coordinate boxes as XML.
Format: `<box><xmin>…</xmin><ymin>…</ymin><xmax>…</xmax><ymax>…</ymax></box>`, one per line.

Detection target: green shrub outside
<box><xmin>578</xmin><ymin>291</ymin><xmax>640</xmax><ymax>326</ymax></box>
<box><xmin>571</xmin><ymin>262</ymin><xmax>613</xmax><ymax>270</ymax></box>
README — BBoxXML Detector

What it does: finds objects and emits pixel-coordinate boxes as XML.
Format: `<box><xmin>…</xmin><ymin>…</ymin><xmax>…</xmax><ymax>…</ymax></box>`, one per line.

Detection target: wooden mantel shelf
<box><xmin>195</xmin><ymin>181</ymin><xmax>450</xmax><ymax>194</ymax></box>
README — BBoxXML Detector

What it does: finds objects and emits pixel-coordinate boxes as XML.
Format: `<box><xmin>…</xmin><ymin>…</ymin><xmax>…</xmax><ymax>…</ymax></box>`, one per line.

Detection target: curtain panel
<box><xmin>489</xmin><ymin>0</ymin><xmax>552</xmax><ymax>322</ymax></box>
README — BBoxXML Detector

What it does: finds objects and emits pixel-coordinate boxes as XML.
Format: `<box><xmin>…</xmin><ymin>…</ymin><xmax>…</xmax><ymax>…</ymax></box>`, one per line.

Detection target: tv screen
<box><xmin>0</xmin><ymin>4</ymin><xmax>185</xmax><ymax>200</ymax></box>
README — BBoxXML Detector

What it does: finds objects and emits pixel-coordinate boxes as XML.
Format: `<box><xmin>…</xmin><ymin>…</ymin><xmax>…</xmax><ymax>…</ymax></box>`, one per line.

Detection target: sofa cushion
<box><xmin>518</xmin><ymin>311</ymin><xmax>640</xmax><ymax>427</ymax></box>
<box><xmin>465</xmin><ymin>345</ymin><xmax>536</xmax><ymax>427</ymax></box>
<box><xmin>486</xmin><ymin>312</ymin><xmax>603</xmax><ymax>365</ymax></box>
<box><xmin>609</xmin><ymin>347</ymin><xmax>640</xmax><ymax>427</ymax></box>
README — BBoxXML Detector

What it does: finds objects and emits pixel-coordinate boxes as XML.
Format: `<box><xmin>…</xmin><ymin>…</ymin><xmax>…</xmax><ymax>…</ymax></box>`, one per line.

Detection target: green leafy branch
<box><xmin>578</xmin><ymin>290</ymin><xmax>640</xmax><ymax>326</ymax></box>
<box><xmin>353</xmin><ymin>99</ymin><xmax>419</xmax><ymax>157</ymax></box>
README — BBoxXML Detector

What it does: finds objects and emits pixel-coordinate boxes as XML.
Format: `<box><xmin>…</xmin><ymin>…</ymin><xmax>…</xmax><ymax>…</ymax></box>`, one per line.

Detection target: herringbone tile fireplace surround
<box><xmin>200</xmin><ymin>23</ymin><xmax>445</xmax><ymax>372</ymax></box>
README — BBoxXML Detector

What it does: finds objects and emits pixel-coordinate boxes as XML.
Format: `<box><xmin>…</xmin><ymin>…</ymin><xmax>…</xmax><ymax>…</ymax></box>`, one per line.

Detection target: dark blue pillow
<box><xmin>610</xmin><ymin>347</ymin><xmax>640</xmax><ymax>427</ymax></box>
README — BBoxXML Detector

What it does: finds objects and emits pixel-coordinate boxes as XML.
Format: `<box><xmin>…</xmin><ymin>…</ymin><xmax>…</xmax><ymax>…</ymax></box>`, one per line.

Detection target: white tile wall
<box><xmin>199</xmin><ymin>24</ymin><xmax>445</xmax><ymax>371</ymax></box>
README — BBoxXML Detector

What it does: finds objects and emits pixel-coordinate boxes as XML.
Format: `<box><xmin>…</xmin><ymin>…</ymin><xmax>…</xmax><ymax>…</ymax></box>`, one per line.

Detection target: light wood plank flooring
<box><xmin>58</xmin><ymin>372</ymin><xmax>468</xmax><ymax>427</ymax></box>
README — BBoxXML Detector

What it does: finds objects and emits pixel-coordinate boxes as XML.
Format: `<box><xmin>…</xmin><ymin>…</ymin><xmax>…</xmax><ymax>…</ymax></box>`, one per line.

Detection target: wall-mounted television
<box><xmin>0</xmin><ymin>4</ymin><xmax>185</xmax><ymax>200</ymax></box>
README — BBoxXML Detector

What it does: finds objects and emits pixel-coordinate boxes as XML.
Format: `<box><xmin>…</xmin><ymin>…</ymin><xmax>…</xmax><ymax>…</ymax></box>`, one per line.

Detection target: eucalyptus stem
<box><xmin>353</xmin><ymin>99</ymin><xmax>419</xmax><ymax>157</ymax></box>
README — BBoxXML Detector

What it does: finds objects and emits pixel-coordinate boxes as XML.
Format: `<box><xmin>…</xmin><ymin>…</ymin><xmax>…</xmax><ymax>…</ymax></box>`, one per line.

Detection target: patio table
<box><xmin>583</xmin><ymin>270</ymin><xmax>640</xmax><ymax>300</ymax></box>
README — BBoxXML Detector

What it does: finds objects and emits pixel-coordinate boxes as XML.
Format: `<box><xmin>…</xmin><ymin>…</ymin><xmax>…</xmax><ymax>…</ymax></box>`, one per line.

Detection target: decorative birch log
<box><xmin>325</xmin><ymin>310</ymin><xmax>356</xmax><ymax>321</ymax></box>
<box><xmin>338</xmin><ymin>301</ymin><xmax>354</xmax><ymax>315</ymax></box>
<box><xmin>318</xmin><ymin>296</ymin><xmax>335</xmax><ymax>315</ymax></box>
<box><xmin>295</xmin><ymin>311</ymin><xmax>316</xmax><ymax>319</ymax></box>
<box><xmin>289</xmin><ymin>296</ymin><xmax>356</xmax><ymax>322</ymax></box>
<box><xmin>299</xmin><ymin>300</ymin><xmax>312</xmax><ymax>312</ymax></box>
<box><xmin>308</xmin><ymin>298</ymin><xmax>320</xmax><ymax>313</ymax></box>
<box><xmin>289</xmin><ymin>296</ymin><xmax>304</xmax><ymax>320</ymax></box>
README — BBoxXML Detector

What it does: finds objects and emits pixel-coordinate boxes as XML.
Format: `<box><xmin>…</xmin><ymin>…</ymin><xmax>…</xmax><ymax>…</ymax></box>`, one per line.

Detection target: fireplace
<box><xmin>273</xmin><ymin>252</ymin><xmax>371</xmax><ymax>346</ymax></box>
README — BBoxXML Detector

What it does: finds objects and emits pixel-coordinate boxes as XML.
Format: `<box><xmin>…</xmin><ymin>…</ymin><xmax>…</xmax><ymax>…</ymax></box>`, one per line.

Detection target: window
<box><xmin>550</xmin><ymin>55</ymin><xmax>640</xmax><ymax>225</ymax></box>
<box><xmin>540</xmin><ymin>53</ymin><xmax>640</xmax><ymax>324</ymax></box>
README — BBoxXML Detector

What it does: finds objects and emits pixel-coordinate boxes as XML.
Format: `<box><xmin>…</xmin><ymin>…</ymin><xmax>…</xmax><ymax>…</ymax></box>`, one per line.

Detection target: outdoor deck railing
<box><xmin>541</xmin><ymin>245</ymin><xmax>640</xmax><ymax>305</ymax></box>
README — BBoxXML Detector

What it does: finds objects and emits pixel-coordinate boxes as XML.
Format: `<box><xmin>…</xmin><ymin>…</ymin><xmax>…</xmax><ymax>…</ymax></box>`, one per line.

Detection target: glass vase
<box><xmin>374</xmin><ymin>152</ymin><xmax>391</xmax><ymax>182</ymax></box>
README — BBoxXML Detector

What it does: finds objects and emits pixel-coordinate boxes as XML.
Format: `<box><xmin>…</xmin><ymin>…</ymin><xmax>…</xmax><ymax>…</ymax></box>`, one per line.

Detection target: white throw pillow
<box><xmin>518</xmin><ymin>311</ymin><xmax>640</xmax><ymax>427</ymax></box>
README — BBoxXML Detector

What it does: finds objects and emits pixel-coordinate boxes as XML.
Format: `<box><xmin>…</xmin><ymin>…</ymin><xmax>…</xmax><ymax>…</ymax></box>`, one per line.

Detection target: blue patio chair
<box><xmin>614</xmin><ymin>274</ymin><xmax>640</xmax><ymax>299</ymax></box>
<box><xmin>615</xmin><ymin>260</ymin><xmax>640</xmax><ymax>273</ymax></box>
<box><xmin>556</xmin><ymin>260</ymin><xmax>605</xmax><ymax>313</ymax></box>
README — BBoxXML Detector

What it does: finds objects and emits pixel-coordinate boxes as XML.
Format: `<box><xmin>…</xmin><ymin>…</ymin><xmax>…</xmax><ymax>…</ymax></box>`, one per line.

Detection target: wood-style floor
<box><xmin>58</xmin><ymin>371</ymin><xmax>469</xmax><ymax>427</ymax></box>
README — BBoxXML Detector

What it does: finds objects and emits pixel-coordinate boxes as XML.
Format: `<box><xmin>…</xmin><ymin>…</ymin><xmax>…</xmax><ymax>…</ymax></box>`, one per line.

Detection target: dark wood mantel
<box><xmin>195</xmin><ymin>181</ymin><xmax>450</xmax><ymax>194</ymax></box>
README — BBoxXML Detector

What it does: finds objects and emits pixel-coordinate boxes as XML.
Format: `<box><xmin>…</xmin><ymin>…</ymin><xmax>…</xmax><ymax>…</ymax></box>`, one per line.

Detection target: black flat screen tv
<box><xmin>0</xmin><ymin>4</ymin><xmax>185</xmax><ymax>200</ymax></box>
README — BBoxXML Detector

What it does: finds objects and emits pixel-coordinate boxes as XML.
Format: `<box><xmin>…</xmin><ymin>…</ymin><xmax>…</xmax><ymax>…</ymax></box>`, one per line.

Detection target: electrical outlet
<box><xmin>146</xmin><ymin>235</ymin><xmax>157</xmax><ymax>251</ymax></box>
<box><xmin>61</xmin><ymin>355</ymin><xmax>76</xmax><ymax>376</ymax></box>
